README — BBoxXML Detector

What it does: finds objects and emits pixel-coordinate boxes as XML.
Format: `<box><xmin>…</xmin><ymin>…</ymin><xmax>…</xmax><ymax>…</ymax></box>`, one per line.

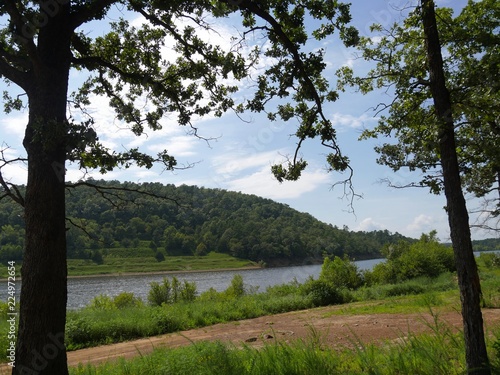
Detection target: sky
<box><xmin>0</xmin><ymin>0</ymin><xmax>496</xmax><ymax>241</ymax></box>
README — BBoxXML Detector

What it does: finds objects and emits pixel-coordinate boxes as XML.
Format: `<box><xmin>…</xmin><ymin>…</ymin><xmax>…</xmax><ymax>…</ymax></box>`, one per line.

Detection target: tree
<box><xmin>337</xmin><ymin>0</ymin><xmax>496</xmax><ymax>372</ymax></box>
<box><xmin>0</xmin><ymin>1</ymin><xmax>359</xmax><ymax>373</ymax></box>
<box><xmin>338</xmin><ymin>0</ymin><xmax>500</xmax><ymax>230</ymax></box>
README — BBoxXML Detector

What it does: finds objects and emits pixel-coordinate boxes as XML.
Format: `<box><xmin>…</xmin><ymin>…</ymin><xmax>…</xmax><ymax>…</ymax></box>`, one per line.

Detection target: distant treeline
<box><xmin>471</xmin><ymin>238</ymin><xmax>500</xmax><ymax>252</ymax></box>
<box><xmin>1</xmin><ymin>180</ymin><xmax>414</xmax><ymax>264</ymax></box>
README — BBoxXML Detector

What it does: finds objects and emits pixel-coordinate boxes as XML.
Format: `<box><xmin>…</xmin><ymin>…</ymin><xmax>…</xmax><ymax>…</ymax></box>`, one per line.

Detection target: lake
<box><xmin>1</xmin><ymin>258</ymin><xmax>383</xmax><ymax>309</ymax></box>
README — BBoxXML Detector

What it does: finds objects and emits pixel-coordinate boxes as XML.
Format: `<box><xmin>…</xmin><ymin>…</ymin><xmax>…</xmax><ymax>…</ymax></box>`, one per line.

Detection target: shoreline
<box><xmin>65</xmin><ymin>265</ymin><xmax>263</xmax><ymax>279</ymax></box>
<box><xmin>0</xmin><ymin>265</ymin><xmax>263</xmax><ymax>282</ymax></box>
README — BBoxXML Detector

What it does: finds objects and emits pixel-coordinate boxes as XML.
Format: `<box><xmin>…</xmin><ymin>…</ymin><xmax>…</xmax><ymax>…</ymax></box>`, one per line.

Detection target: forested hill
<box><xmin>1</xmin><ymin>180</ymin><xmax>412</xmax><ymax>265</ymax></box>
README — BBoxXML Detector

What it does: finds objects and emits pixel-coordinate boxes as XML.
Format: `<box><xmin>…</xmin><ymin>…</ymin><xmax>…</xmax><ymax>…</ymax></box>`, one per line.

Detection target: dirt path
<box><xmin>3</xmin><ymin>307</ymin><xmax>500</xmax><ymax>373</ymax></box>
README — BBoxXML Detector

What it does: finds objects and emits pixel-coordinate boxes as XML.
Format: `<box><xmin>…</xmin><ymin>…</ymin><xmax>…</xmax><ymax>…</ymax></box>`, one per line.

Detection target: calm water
<box><xmin>1</xmin><ymin>258</ymin><xmax>382</xmax><ymax>309</ymax></box>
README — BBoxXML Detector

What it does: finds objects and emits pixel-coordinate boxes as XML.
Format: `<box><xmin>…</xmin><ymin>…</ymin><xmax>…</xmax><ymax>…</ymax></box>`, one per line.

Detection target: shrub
<box><xmin>224</xmin><ymin>274</ymin><xmax>245</xmax><ymax>298</ymax></box>
<box><xmin>266</xmin><ymin>280</ymin><xmax>301</xmax><ymax>297</ymax></box>
<box><xmin>300</xmin><ymin>278</ymin><xmax>345</xmax><ymax>306</ymax></box>
<box><xmin>155</xmin><ymin>251</ymin><xmax>165</xmax><ymax>262</ymax></box>
<box><xmin>88</xmin><ymin>294</ymin><xmax>115</xmax><ymax>310</ymax></box>
<box><xmin>66</xmin><ymin>317</ymin><xmax>93</xmax><ymax>349</ymax></box>
<box><xmin>148</xmin><ymin>308</ymin><xmax>186</xmax><ymax>334</ymax></box>
<box><xmin>479</xmin><ymin>252</ymin><xmax>500</xmax><ymax>268</ymax></box>
<box><xmin>91</xmin><ymin>250</ymin><xmax>104</xmax><ymax>265</ymax></box>
<box><xmin>113</xmin><ymin>292</ymin><xmax>143</xmax><ymax>309</ymax></box>
<box><xmin>319</xmin><ymin>255</ymin><xmax>362</xmax><ymax>290</ymax></box>
<box><xmin>367</xmin><ymin>231</ymin><xmax>455</xmax><ymax>284</ymax></box>
<box><xmin>148</xmin><ymin>277</ymin><xmax>197</xmax><ymax>306</ymax></box>
<box><xmin>199</xmin><ymin>287</ymin><xmax>223</xmax><ymax>302</ymax></box>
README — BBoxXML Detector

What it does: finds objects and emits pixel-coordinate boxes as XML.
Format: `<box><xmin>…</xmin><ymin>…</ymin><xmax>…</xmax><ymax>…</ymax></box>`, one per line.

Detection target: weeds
<box><xmin>69</xmin><ymin>317</ymin><xmax>477</xmax><ymax>375</ymax></box>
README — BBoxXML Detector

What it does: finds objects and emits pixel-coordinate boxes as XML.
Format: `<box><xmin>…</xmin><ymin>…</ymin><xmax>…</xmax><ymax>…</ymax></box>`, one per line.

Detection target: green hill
<box><xmin>1</xmin><ymin>179</ymin><xmax>412</xmax><ymax>267</ymax></box>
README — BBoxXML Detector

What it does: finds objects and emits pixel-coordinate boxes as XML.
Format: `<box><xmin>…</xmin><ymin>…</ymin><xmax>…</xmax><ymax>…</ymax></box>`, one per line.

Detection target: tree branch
<box><xmin>0</xmin><ymin>54</ymin><xmax>30</xmax><ymax>90</ymax></box>
<box><xmin>2</xmin><ymin>0</ymin><xmax>39</xmax><ymax>62</ymax></box>
<box><xmin>69</xmin><ymin>0</ymin><xmax>118</xmax><ymax>30</ymax></box>
<box><xmin>0</xmin><ymin>146</ymin><xmax>26</xmax><ymax>206</ymax></box>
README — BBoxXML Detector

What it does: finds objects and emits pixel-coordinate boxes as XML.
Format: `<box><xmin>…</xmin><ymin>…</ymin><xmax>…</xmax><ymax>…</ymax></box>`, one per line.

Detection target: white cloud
<box><xmin>224</xmin><ymin>167</ymin><xmax>330</xmax><ymax>199</ymax></box>
<box><xmin>147</xmin><ymin>135</ymin><xmax>199</xmax><ymax>157</ymax></box>
<box><xmin>330</xmin><ymin>112</ymin><xmax>378</xmax><ymax>131</ymax></box>
<box><xmin>406</xmin><ymin>214</ymin><xmax>434</xmax><ymax>233</ymax></box>
<box><xmin>355</xmin><ymin>217</ymin><xmax>385</xmax><ymax>232</ymax></box>
<box><xmin>212</xmin><ymin>149</ymin><xmax>285</xmax><ymax>176</ymax></box>
<box><xmin>0</xmin><ymin>112</ymin><xmax>28</xmax><ymax>142</ymax></box>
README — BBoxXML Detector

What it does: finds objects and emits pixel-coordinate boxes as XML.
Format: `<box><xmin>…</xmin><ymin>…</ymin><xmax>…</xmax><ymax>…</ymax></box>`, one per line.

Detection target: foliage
<box><xmin>88</xmin><ymin>295</ymin><xmax>116</xmax><ymax>311</ymax></box>
<box><xmin>478</xmin><ymin>252</ymin><xmax>500</xmax><ymax>269</ymax></box>
<box><xmin>147</xmin><ymin>277</ymin><xmax>197</xmax><ymax>306</ymax></box>
<box><xmin>154</xmin><ymin>251</ymin><xmax>165</xmax><ymax>262</ymax></box>
<box><xmin>1</xmin><ymin>265</ymin><xmax>471</xmax><ymax>355</ymax></box>
<box><xmin>87</xmin><ymin>292</ymin><xmax>144</xmax><ymax>310</ymax></box>
<box><xmin>0</xmin><ymin>181</ymin><xmax>413</xmax><ymax>265</ymax></box>
<box><xmin>473</xmin><ymin>238</ymin><xmax>500</xmax><ymax>253</ymax></box>
<box><xmin>68</xmin><ymin>318</ymin><xmax>477</xmax><ymax>375</ymax></box>
<box><xmin>365</xmin><ymin>231</ymin><xmax>455</xmax><ymax>284</ymax></box>
<box><xmin>225</xmin><ymin>274</ymin><xmax>246</xmax><ymax>298</ymax></box>
<box><xmin>319</xmin><ymin>255</ymin><xmax>362</xmax><ymax>289</ymax></box>
<box><xmin>299</xmin><ymin>278</ymin><xmax>348</xmax><ymax>306</ymax></box>
<box><xmin>112</xmin><ymin>292</ymin><xmax>144</xmax><ymax>309</ymax></box>
<box><xmin>337</xmin><ymin>0</ymin><xmax>500</xmax><ymax>228</ymax></box>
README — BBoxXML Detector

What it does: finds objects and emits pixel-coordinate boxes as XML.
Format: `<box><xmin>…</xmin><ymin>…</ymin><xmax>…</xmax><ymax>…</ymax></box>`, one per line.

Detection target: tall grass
<box><xmin>69</xmin><ymin>315</ymin><xmax>500</xmax><ymax>375</ymax></box>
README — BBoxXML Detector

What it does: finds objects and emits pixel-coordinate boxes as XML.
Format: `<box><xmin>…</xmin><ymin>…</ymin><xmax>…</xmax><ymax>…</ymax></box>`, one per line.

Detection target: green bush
<box><xmin>88</xmin><ymin>294</ymin><xmax>116</xmax><ymax>310</ymax></box>
<box><xmin>198</xmin><ymin>287</ymin><xmax>223</xmax><ymax>302</ymax></box>
<box><xmin>479</xmin><ymin>252</ymin><xmax>500</xmax><ymax>268</ymax></box>
<box><xmin>148</xmin><ymin>277</ymin><xmax>197</xmax><ymax>306</ymax></box>
<box><xmin>300</xmin><ymin>278</ymin><xmax>345</xmax><ymax>306</ymax></box>
<box><xmin>266</xmin><ymin>279</ymin><xmax>301</xmax><ymax>297</ymax></box>
<box><xmin>66</xmin><ymin>317</ymin><xmax>93</xmax><ymax>349</ymax></box>
<box><xmin>366</xmin><ymin>231</ymin><xmax>455</xmax><ymax>284</ymax></box>
<box><xmin>224</xmin><ymin>274</ymin><xmax>245</xmax><ymax>298</ymax></box>
<box><xmin>113</xmin><ymin>292</ymin><xmax>143</xmax><ymax>309</ymax></box>
<box><xmin>319</xmin><ymin>255</ymin><xmax>362</xmax><ymax>289</ymax></box>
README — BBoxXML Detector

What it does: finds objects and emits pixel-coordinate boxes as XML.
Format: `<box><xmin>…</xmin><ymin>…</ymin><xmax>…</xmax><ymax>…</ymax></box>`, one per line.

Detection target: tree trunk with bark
<box><xmin>14</xmin><ymin>11</ymin><xmax>72</xmax><ymax>375</ymax></box>
<box><xmin>420</xmin><ymin>1</ymin><xmax>490</xmax><ymax>374</ymax></box>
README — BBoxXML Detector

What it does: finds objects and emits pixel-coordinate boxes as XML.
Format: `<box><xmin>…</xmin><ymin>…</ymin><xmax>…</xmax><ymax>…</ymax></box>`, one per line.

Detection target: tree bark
<box><xmin>14</xmin><ymin>9</ymin><xmax>72</xmax><ymax>375</ymax></box>
<box><xmin>420</xmin><ymin>1</ymin><xmax>490</xmax><ymax>374</ymax></box>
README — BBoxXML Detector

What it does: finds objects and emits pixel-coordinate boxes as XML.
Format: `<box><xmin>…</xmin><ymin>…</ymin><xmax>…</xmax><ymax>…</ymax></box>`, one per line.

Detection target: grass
<box><xmin>0</xmin><ymin>251</ymin><xmax>258</xmax><ymax>278</ymax></box>
<box><xmin>4</xmin><ymin>255</ymin><xmax>500</xmax><ymax>373</ymax></box>
<box><xmin>69</xmin><ymin>314</ymin><xmax>500</xmax><ymax>375</ymax></box>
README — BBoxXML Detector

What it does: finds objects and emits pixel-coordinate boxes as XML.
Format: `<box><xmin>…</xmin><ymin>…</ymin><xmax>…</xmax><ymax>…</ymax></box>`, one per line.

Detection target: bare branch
<box><xmin>65</xmin><ymin>217</ymin><xmax>99</xmax><ymax>241</ymax></box>
<box><xmin>0</xmin><ymin>146</ymin><xmax>26</xmax><ymax>206</ymax></box>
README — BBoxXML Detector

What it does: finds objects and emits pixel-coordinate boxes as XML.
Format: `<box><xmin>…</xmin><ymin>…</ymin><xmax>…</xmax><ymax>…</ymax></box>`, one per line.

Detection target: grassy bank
<box><xmin>0</xmin><ymin>251</ymin><xmax>258</xmax><ymax>278</ymax></box>
<box><xmin>70</xmin><ymin>327</ymin><xmax>500</xmax><ymax>375</ymax></box>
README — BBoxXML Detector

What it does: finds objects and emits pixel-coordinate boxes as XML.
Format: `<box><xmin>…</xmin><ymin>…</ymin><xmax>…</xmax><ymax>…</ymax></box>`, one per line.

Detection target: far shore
<box><xmin>0</xmin><ymin>265</ymin><xmax>263</xmax><ymax>282</ymax></box>
<box><xmin>66</xmin><ymin>265</ymin><xmax>263</xmax><ymax>279</ymax></box>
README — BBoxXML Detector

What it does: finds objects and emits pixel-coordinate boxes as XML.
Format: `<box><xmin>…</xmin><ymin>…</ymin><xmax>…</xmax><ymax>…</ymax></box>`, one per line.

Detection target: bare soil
<box><xmin>3</xmin><ymin>307</ymin><xmax>500</xmax><ymax>373</ymax></box>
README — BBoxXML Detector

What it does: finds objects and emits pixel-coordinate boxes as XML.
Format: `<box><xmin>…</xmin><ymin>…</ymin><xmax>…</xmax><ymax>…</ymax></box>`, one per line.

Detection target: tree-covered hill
<box><xmin>1</xmin><ymin>180</ymin><xmax>413</xmax><ymax>265</ymax></box>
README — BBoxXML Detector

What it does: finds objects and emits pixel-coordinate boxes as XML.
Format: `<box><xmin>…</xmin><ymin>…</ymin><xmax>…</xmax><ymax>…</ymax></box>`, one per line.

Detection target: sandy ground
<box><xmin>3</xmin><ymin>306</ymin><xmax>499</xmax><ymax>373</ymax></box>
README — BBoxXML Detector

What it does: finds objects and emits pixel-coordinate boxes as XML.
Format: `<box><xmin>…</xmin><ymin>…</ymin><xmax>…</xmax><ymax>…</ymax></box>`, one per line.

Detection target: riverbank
<box><xmin>66</xmin><ymin>265</ymin><xmax>262</xmax><ymax>279</ymax></box>
<box><xmin>0</xmin><ymin>252</ymin><xmax>260</xmax><ymax>280</ymax></box>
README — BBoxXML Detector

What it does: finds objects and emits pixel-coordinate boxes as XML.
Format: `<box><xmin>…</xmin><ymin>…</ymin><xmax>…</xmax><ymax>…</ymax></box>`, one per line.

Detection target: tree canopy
<box><xmin>0</xmin><ymin>2</ymin><xmax>364</xmax><ymax>373</ymax></box>
<box><xmin>0</xmin><ymin>180</ymin><xmax>412</xmax><ymax>264</ymax></box>
<box><xmin>337</xmin><ymin>1</ymin><xmax>497</xmax><ymax>372</ymax></box>
<box><xmin>337</xmin><ymin>0</ymin><xmax>500</xmax><ymax>231</ymax></box>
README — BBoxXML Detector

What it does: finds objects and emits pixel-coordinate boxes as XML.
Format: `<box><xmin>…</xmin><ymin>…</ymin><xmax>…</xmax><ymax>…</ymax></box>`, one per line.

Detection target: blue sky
<box><xmin>1</xmin><ymin>0</ymin><xmax>495</xmax><ymax>241</ymax></box>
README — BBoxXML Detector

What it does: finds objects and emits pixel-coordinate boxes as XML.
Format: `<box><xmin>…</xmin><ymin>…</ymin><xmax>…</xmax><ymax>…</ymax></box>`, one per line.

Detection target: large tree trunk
<box><xmin>14</xmin><ymin>10</ymin><xmax>72</xmax><ymax>375</ymax></box>
<box><xmin>420</xmin><ymin>1</ymin><xmax>490</xmax><ymax>374</ymax></box>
